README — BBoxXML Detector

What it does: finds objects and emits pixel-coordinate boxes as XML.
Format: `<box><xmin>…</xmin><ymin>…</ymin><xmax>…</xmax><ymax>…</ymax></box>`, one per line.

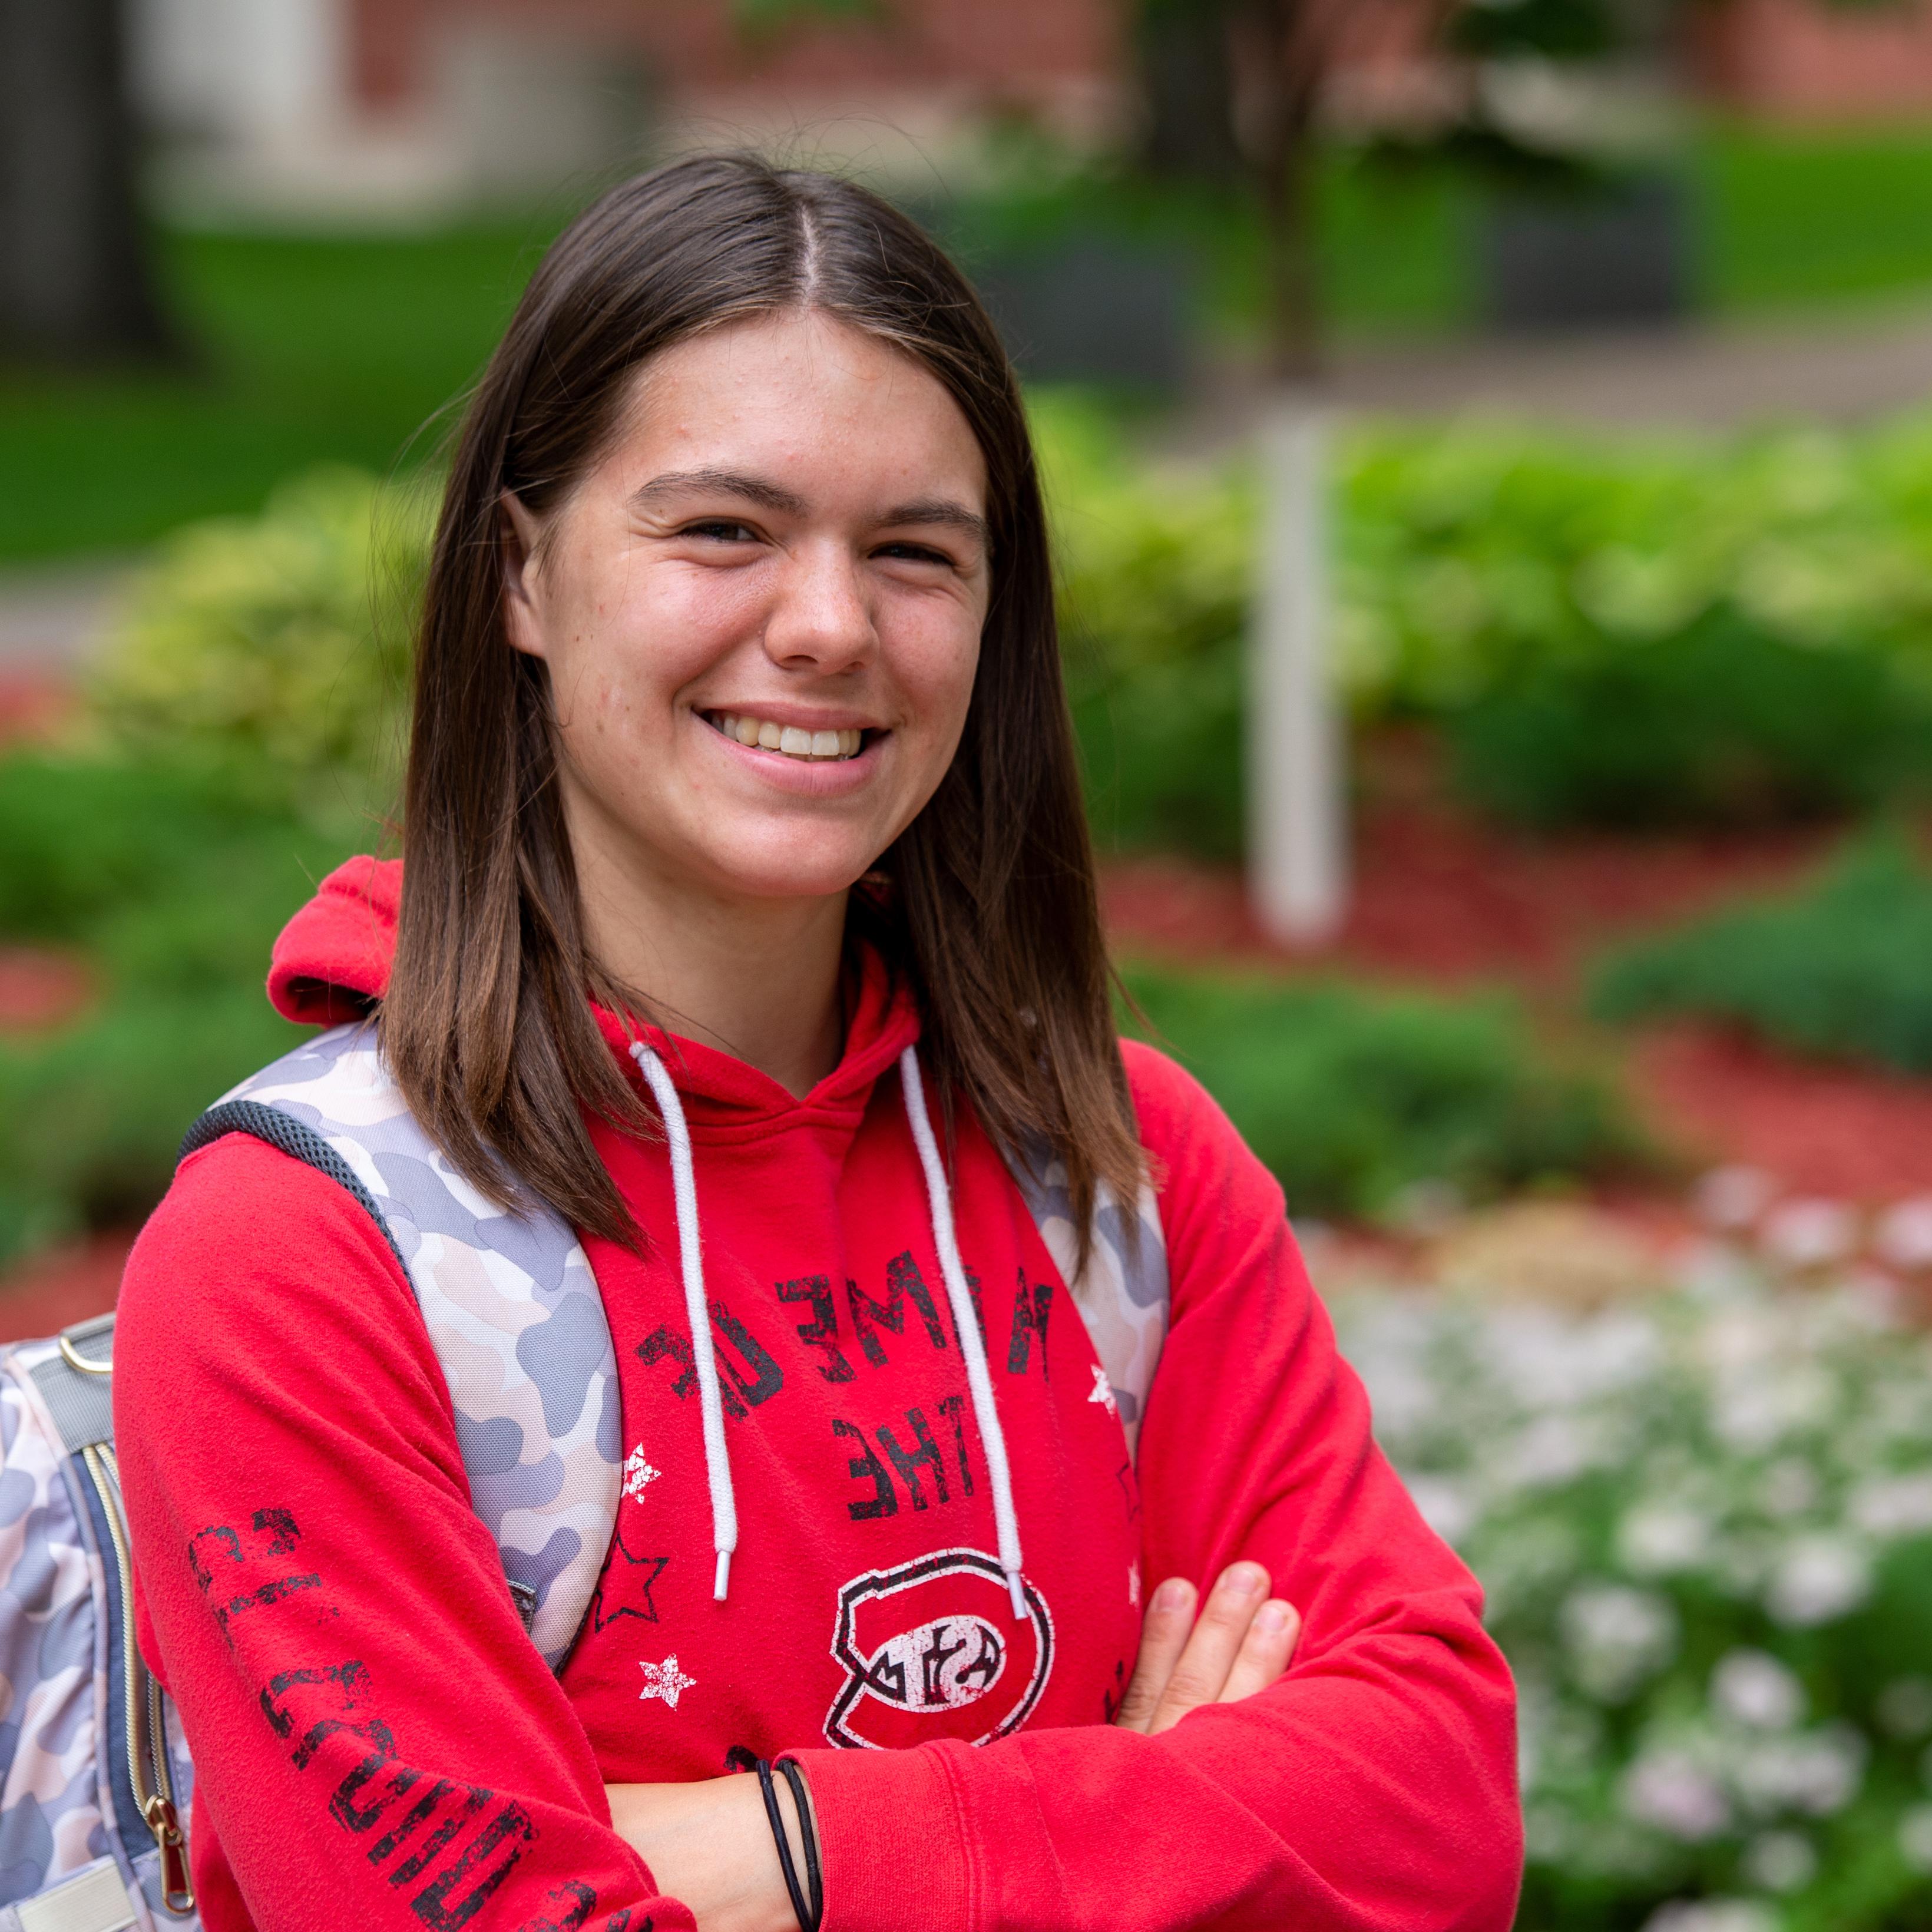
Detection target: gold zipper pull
<box><xmin>144</xmin><ymin>1794</ymin><xmax>196</xmax><ymax>1917</ymax></box>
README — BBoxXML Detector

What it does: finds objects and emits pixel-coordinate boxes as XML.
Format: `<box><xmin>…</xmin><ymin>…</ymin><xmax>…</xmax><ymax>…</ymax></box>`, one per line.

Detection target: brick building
<box><xmin>132</xmin><ymin>0</ymin><xmax>1932</xmax><ymax>220</ymax></box>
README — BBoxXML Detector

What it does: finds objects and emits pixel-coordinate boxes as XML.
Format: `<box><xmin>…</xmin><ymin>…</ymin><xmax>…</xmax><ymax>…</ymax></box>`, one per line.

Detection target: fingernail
<box><xmin>1222</xmin><ymin>1563</ymin><xmax>1266</xmax><ymax>1597</ymax></box>
<box><xmin>1153</xmin><ymin>1578</ymin><xmax>1192</xmax><ymax>1612</ymax></box>
<box><xmin>1258</xmin><ymin>1600</ymin><xmax>1294</xmax><ymax>1635</ymax></box>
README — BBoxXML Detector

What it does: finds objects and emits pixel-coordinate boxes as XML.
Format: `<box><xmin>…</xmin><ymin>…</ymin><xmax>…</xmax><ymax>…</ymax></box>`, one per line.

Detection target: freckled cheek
<box><xmin>657</xmin><ymin>565</ymin><xmax>769</xmax><ymax>637</ymax></box>
<box><xmin>886</xmin><ymin>613</ymin><xmax>982</xmax><ymax>736</ymax></box>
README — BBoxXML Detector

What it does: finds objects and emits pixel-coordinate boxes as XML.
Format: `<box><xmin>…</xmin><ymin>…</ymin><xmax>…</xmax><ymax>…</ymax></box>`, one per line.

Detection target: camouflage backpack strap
<box><xmin>1006</xmin><ymin>1141</ymin><xmax>1170</xmax><ymax>1459</ymax></box>
<box><xmin>177</xmin><ymin>1023</ymin><xmax>623</xmax><ymax>1672</ymax></box>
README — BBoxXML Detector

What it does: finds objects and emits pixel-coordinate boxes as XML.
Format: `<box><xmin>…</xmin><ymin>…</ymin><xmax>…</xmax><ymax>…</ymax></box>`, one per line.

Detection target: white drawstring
<box><xmin>897</xmin><ymin>1045</ymin><xmax>1029</xmax><ymax>1623</ymax></box>
<box><xmin>631</xmin><ymin>1041</ymin><xmax>738</xmax><ymax>1600</ymax></box>
<box><xmin>630</xmin><ymin>1036</ymin><xmax>1025</xmax><ymax>1623</ymax></box>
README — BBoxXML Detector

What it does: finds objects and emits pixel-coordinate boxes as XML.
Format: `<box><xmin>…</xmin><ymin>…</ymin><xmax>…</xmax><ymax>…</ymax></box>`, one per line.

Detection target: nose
<box><xmin>762</xmin><ymin>538</ymin><xmax>877</xmax><ymax>675</ymax></box>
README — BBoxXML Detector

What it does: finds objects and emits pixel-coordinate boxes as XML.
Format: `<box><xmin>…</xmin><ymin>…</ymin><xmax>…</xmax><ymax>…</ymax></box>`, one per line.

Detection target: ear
<box><xmin>499</xmin><ymin>490</ymin><xmax>548</xmax><ymax>660</ymax></box>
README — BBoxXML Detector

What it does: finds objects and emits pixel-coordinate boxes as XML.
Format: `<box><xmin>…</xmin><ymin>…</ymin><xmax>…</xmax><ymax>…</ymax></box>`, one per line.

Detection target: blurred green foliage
<box><xmin>1123</xmin><ymin>965</ymin><xmax>1643</xmax><ymax>1220</ymax></box>
<box><xmin>0</xmin><ymin>756</ymin><xmax>363</xmax><ymax>1259</ymax></box>
<box><xmin>1450</xmin><ymin>609</ymin><xmax>1928</xmax><ymax>831</ymax></box>
<box><xmin>1041</xmin><ymin>400</ymin><xmax>1932</xmax><ymax>846</ymax></box>
<box><xmin>91</xmin><ymin>468</ymin><xmax>426</xmax><ymax>783</ymax></box>
<box><xmin>1591</xmin><ymin>831</ymin><xmax>1932</xmax><ymax>1076</ymax></box>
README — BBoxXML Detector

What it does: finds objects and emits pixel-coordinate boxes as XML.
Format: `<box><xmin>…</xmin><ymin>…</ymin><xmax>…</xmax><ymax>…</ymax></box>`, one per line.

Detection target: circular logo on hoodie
<box><xmin>825</xmin><ymin>1547</ymin><xmax>1054</xmax><ymax>1749</ymax></box>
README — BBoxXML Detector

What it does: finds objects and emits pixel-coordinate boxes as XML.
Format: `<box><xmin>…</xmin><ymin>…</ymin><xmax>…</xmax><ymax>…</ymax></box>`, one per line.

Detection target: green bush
<box><xmin>1451</xmin><ymin>607</ymin><xmax>1928</xmax><ymax>830</ymax></box>
<box><xmin>90</xmin><ymin>466</ymin><xmax>426</xmax><ymax>785</ymax></box>
<box><xmin>1590</xmin><ymin>831</ymin><xmax>1932</xmax><ymax>1075</ymax></box>
<box><xmin>1038</xmin><ymin>403</ymin><xmax>1932</xmax><ymax>848</ymax></box>
<box><xmin>0</xmin><ymin>753</ymin><xmax>363</xmax><ymax>1259</ymax></box>
<box><xmin>1039</xmin><ymin>399</ymin><xmax>1252</xmax><ymax>855</ymax></box>
<box><xmin>1122</xmin><ymin>964</ymin><xmax>1643</xmax><ymax>1220</ymax></box>
<box><xmin>1339</xmin><ymin>1276</ymin><xmax>1932</xmax><ymax>1932</ymax></box>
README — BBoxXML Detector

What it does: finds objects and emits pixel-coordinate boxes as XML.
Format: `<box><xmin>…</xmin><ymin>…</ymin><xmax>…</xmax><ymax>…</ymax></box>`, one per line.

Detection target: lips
<box><xmin>704</xmin><ymin>712</ymin><xmax>869</xmax><ymax>762</ymax></box>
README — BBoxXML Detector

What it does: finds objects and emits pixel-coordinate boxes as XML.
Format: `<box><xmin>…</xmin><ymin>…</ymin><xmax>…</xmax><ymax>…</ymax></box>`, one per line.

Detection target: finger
<box><xmin>1218</xmin><ymin>1599</ymin><xmax>1301</xmax><ymax>1705</ymax></box>
<box><xmin>1147</xmin><ymin>1561</ymin><xmax>1271</xmax><ymax>1735</ymax></box>
<box><xmin>1113</xmin><ymin>1577</ymin><xmax>1197</xmax><ymax>1732</ymax></box>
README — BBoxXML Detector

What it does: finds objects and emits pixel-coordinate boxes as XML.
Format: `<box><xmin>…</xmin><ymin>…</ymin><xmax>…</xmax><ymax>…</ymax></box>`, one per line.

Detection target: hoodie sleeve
<box><xmin>789</xmin><ymin>1043</ymin><xmax>1523</xmax><ymax>1932</ymax></box>
<box><xmin>115</xmin><ymin>1133</ymin><xmax>695</xmax><ymax>1932</ymax></box>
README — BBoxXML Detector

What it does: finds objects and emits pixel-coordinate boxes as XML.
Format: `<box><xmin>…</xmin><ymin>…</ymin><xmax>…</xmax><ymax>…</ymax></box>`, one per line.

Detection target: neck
<box><xmin>569</xmin><ymin>829</ymin><xmax>848</xmax><ymax>1101</ymax></box>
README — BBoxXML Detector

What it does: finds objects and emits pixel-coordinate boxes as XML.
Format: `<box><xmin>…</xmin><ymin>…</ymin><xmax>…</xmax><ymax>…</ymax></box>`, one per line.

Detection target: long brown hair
<box><xmin>384</xmin><ymin>153</ymin><xmax>1141</xmax><ymax>1255</ymax></box>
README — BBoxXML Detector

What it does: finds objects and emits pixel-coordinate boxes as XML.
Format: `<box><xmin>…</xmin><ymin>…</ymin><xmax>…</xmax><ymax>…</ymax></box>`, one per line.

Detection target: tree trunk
<box><xmin>1134</xmin><ymin>0</ymin><xmax>1244</xmax><ymax>185</ymax></box>
<box><xmin>1226</xmin><ymin>0</ymin><xmax>1327</xmax><ymax>381</ymax></box>
<box><xmin>0</xmin><ymin>0</ymin><xmax>174</xmax><ymax>362</ymax></box>
<box><xmin>1255</xmin><ymin>107</ymin><xmax>1323</xmax><ymax>382</ymax></box>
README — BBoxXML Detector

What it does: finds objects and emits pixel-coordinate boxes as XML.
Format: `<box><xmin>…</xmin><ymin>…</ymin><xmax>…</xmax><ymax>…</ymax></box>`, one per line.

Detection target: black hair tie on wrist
<box><xmin>755</xmin><ymin>1757</ymin><xmax>818</xmax><ymax>1931</ymax></box>
<box><xmin>777</xmin><ymin>1756</ymin><xmax>824</xmax><ymax>1930</ymax></box>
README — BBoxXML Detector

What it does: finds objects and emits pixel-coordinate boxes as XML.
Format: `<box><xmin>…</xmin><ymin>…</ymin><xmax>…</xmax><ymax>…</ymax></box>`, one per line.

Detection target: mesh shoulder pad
<box><xmin>180</xmin><ymin>1023</ymin><xmax>621</xmax><ymax>1672</ymax></box>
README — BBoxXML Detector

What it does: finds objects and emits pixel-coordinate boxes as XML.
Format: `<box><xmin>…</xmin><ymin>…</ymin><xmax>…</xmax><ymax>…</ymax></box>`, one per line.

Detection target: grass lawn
<box><xmin>1315</xmin><ymin>120</ymin><xmax>1932</xmax><ymax>335</ymax></box>
<box><xmin>12</xmin><ymin>123</ymin><xmax>1932</xmax><ymax>563</ymax></box>
<box><xmin>1705</xmin><ymin>121</ymin><xmax>1932</xmax><ymax>309</ymax></box>
<box><xmin>0</xmin><ymin>223</ymin><xmax>554</xmax><ymax>563</ymax></box>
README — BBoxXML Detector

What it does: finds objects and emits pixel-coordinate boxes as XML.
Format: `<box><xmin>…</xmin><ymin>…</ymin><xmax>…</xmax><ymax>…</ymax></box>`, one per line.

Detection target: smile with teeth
<box><xmin>706</xmin><ymin>712</ymin><xmax>868</xmax><ymax>761</ymax></box>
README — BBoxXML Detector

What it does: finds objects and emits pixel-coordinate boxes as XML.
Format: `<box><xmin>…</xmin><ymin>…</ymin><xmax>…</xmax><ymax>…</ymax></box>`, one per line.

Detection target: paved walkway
<box><xmin>0</xmin><ymin>562</ymin><xmax>130</xmax><ymax>673</ymax></box>
<box><xmin>1164</xmin><ymin>299</ymin><xmax>1932</xmax><ymax>455</ymax></box>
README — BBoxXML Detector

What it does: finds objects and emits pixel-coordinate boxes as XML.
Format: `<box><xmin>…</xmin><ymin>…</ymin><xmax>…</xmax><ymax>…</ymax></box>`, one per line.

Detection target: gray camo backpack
<box><xmin>0</xmin><ymin>1021</ymin><xmax>1169</xmax><ymax>1932</ymax></box>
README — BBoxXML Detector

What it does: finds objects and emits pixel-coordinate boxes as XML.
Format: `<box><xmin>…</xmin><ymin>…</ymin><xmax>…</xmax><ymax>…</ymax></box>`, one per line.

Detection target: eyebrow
<box><xmin>631</xmin><ymin>470</ymin><xmax>988</xmax><ymax>547</ymax></box>
<box><xmin>881</xmin><ymin>498</ymin><xmax>989</xmax><ymax>547</ymax></box>
<box><xmin>631</xmin><ymin>468</ymin><xmax>807</xmax><ymax>517</ymax></box>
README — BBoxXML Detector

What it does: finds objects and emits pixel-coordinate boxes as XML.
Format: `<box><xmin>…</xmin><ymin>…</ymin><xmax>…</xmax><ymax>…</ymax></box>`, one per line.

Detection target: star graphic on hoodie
<box><xmin>1089</xmin><ymin>1364</ymin><xmax>1118</xmax><ymax>1416</ymax></box>
<box><xmin>639</xmin><ymin>1656</ymin><xmax>696</xmax><ymax>1710</ymax></box>
<box><xmin>590</xmin><ymin>1531</ymin><xmax>669</xmax><ymax>1632</ymax></box>
<box><xmin>623</xmin><ymin>1443</ymin><xmax>661</xmax><ymax>1502</ymax></box>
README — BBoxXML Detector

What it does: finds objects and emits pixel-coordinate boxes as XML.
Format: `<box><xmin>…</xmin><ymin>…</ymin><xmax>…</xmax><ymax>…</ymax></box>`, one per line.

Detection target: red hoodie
<box><xmin>115</xmin><ymin>859</ymin><xmax>1520</xmax><ymax>1932</ymax></box>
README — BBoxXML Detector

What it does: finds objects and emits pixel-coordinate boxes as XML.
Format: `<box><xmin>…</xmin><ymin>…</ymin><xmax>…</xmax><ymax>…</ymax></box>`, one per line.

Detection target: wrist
<box><xmin>757</xmin><ymin>1757</ymin><xmax>822</xmax><ymax>1931</ymax></box>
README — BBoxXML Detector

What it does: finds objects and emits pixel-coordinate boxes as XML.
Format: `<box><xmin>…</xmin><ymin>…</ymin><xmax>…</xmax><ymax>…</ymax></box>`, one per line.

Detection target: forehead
<box><xmin>605</xmin><ymin>310</ymin><xmax>988</xmax><ymax>507</ymax></box>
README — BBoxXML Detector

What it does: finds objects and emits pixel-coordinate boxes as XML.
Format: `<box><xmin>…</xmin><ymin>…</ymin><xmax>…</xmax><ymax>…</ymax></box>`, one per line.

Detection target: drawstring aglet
<box><xmin>1007</xmin><ymin>1571</ymin><xmax>1027</xmax><ymax>1623</ymax></box>
<box><xmin>714</xmin><ymin>1550</ymin><xmax>733</xmax><ymax>1601</ymax></box>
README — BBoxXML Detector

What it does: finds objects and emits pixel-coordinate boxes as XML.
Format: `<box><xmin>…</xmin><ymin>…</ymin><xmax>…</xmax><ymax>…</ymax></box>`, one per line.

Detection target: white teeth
<box><xmin>709</xmin><ymin>713</ymin><xmax>868</xmax><ymax>760</ymax></box>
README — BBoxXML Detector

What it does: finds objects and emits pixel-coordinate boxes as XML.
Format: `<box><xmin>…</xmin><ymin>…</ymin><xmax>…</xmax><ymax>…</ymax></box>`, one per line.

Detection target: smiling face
<box><xmin>501</xmin><ymin>309</ymin><xmax>991</xmax><ymax>919</ymax></box>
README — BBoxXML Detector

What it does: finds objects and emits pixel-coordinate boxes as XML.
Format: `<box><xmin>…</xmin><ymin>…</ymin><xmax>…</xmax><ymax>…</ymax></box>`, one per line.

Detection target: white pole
<box><xmin>1249</xmin><ymin>390</ymin><xmax>1347</xmax><ymax>944</ymax></box>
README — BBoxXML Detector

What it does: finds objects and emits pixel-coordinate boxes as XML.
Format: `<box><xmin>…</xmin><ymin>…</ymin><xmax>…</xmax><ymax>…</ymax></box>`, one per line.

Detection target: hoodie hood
<box><xmin>269</xmin><ymin>855</ymin><xmax>398</xmax><ymax>1025</ymax></box>
<box><xmin>266</xmin><ymin>856</ymin><xmax>924</xmax><ymax>1120</ymax></box>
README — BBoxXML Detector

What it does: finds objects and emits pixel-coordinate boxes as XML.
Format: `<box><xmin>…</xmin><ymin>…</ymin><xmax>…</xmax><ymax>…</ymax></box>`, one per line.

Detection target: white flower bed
<box><xmin>1335</xmin><ymin>1253</ymin><xmax>1932</xmax><ymax>1931</ymax></box>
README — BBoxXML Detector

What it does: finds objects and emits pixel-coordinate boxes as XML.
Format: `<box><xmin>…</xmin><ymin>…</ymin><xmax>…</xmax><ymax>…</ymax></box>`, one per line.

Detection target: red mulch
<box><xmin>0</xmin><ymin>1233</ymin><xmax>134</xmax><ymax>1345</ymax></box>
<box><xmin>1101</xmin><ymin>744</ymin><xmax>1932</xmax><ymax>1211</ymax></box>
<box><xmin>1633</xmin><ymin>1026</ymin><xmax>1932</xmax><ymax>1205</ymax></box>
<box><xmin>0</xmin><ymin>675</ymin><xmax>77</xmax><ymax>747</ymax></box>
<box><xmin>0</xmin><ymin>948</ymin><xmax>92</xmax><ymax>1031</ymax></box>
<box><xmin>1100</xmin><ymin>808</ymin><xmax>1834</xmax><ymax>990</ymax></box>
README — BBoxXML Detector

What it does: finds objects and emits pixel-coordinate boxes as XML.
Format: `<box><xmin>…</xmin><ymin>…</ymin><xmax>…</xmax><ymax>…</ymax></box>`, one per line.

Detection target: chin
<box><xmin>699</xmin><ymin>843</ymin><xmax>878</xmax><ymax>905</ymax></box>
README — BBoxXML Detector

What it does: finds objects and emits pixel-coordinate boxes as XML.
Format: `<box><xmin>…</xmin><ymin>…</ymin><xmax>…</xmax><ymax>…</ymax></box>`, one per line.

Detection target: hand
<box><xmin>1114</xmin><ymin>1561</ymin><xmax>1301</xmax><ymax>1735</ymax></box>
<box><xmin>606</xmin><ymin>1771</ymin><xmax>805</xmax><ymax>1932</ymax></box>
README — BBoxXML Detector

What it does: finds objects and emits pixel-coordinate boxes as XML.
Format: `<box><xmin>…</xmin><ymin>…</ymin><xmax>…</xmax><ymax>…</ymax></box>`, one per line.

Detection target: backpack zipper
<box><xmin>81</xmin><ymin>1442</ymin><xmax>196</xmax><ymax>1918</ymax></box>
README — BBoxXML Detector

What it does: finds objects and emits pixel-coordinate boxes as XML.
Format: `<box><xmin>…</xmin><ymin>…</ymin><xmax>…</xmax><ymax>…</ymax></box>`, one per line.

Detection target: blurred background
<box><xmin>14</xmin><ymin>2</ymin><xmax>1932</xmax><ymax>1924</ymax></box>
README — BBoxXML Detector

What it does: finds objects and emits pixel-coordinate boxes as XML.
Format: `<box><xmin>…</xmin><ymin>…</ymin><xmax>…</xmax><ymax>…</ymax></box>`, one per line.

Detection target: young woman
<box><xmin>116</xmin><ymin>156</ymin><xmax>1520</xmax><ymax>1931</ymax></box>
